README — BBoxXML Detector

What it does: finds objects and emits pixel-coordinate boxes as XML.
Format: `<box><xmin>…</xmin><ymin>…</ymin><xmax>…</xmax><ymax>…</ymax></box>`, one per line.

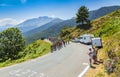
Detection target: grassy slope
<box><xmin>90</xmin><ymin>10</ymin><xmax>120</xmax><ymax>77</ymax></box>
<box><xmin>25</xmin><ymin>18</ymin><xmax>76</xmax><ymax>44</ymax></box>
<box><xmin>0</xmin><ymin>40</ymin><xmax>51</xmax><ymax>67</ymax></box>
<box><xmin>62</xmin><ymin>10</ymin><xmax>120</xmax><ymax>77</ymax></box>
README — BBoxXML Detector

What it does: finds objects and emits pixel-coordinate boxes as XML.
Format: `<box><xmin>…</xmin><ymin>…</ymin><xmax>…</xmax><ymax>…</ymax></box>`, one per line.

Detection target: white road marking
<box><xmin>28</xmin><ymin>71</ymin><xmax>37</xmax><ymax>77</ymax></box>
<box><xmin>78</xmin><ymin>65</ymin><xmax>89</xmax><ymax>77</ymax></box>
<box><xmin>9</xmin><ymin>68</ymin><xmax>49</xmax><ymax>77</ymax></box>
<box><xmin>82</xmin><ymin>63</ymin><xmax>89</xmax><ymax>66</ymax></box>
<box><xmin>9</xmin><ymin>68</ymin><xmax>23</xmax><ymax>76</ymax></box>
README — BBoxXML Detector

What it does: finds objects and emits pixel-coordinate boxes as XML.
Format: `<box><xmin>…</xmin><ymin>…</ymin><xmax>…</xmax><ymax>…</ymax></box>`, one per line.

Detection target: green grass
<box><xmin>60</xmin><ymin>10</ymin><xmax>120</xmax><ymax>76</ymax></box>
<box><xmin>0</xmin><ymin>40</ymin><xmax>51</xmax><ymax>67</ymax></box>
<box><xmin>95</xmin><ymin>72</ymin><xmax>105</xmax><ymax>77</ymax></box>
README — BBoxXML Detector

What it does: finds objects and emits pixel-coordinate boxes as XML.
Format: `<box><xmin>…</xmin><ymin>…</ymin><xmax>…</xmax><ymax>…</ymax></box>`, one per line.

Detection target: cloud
<box><xmin>51</xmin><ymin>15</ymin><xmax>56</xmax><ymax>18</ymax></box>
<box><xmin>21</xmin><ymin>0</ymin><xmax>27</xmax><ymax>4</ymax></box>
<box><xmin>0</xmin><ymin>4</ymin><xmax>10</xmax><ymax>7</ymax></box>
<box><xmin>0</xmin><ymin>18</ymin><xmax>24</xmax><ymax>27</ymax></box>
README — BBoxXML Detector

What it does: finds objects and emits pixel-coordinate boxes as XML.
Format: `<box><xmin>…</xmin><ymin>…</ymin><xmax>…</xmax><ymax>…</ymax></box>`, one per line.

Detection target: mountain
<box><xmin>89</xmin><ymin>6</ymin><xmax>120</xmax><ymax>20</ymax></box>
<box><xmin>1</xmin><ymin>6</ymin><xmax>120</xmax><ymax>44</ymax></box>
<box><xmin>25</xmin><ymin>6</ymin><xmax>120</xmax><ymax>44</ymax></box>
<box><xmin>60</xmin><ymin>9</ymin><xmax>120</xmax><ymax>77</ymax></box>
<box><xmin>16</xmin><ymin>16</ymin><xmax>57</xmax><ymax>32</ymax></box>
<box><xmin>1</xmin><ymin>6</ymin><xmax>120</xmax><ymax>33</ymax></box>
<box><xmin>0</xmin><ymin>24</ymin><xmax>14</xmax><ymax>32</ymax></box>
<box><xmin>0</xmin><ymin>18</ymin><xmax>20</xmax><ymax>32</ymax></box>
<box><xmin>23</xmin><ymin>18</ymin><xmax>62</xmax><ymax>36</ymax></box>
<box><xmin>25</xmin><ymin>18</ymin><xmax>76</xmax><ymax>44</ymax></box>
<box><xmin>60</xmin><ymin>9</ymin><xmax>120</xmax><ymax>40</ymax></box>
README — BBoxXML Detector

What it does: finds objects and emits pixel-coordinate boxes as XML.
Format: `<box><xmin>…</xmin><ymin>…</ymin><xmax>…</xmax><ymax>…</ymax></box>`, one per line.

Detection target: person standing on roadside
<box><xmin>88</xmin><ymin>48</ymin><xmax>94</xmax><ymax>67</ymax></box>
<box><xmin>93</xmin><ymin>47</ymin><xmax>99</xmax><ymax>64</ymax></box>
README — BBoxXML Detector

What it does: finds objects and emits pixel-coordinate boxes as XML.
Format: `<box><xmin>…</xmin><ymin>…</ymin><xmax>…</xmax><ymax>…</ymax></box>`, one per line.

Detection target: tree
<box><xmin>0</xmin><ymin>28</ymin><xmax>25</xmax><ymax>61</ymax></box>
<box><xmin>76</xmin><ymin>6</ymin><xmax>89</xmax><ymax>25</ymax></box>
<box><xmin>59</xmin><ymin>26</ymin><xmax>71</xmax><ymax>40</ymax></box>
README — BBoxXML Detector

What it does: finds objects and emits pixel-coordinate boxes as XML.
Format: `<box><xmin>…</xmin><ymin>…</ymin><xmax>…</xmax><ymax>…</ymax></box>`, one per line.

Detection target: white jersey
<box><xmin>89</xmin><ymin>50</ymin><xmax>94</xmax><ymax>58</ymax></box>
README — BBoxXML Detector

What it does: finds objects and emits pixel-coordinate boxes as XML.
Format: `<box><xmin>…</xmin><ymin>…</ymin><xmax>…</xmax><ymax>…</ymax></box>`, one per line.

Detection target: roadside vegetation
<box><xmin>0</xmin><ymin>28</ymin><xmax>25</xmax><ymax>62</ymax></box>
<box><xmin>60</xmin><ymin>7</ymin><xmax>120</xmax><ymax>77</ymax></box>
<box><xmin>0</xmin><ymin>5</ymin><xmax>120</xmax><ymax>77</ymax></box>
<box><xmin>0</xmin><ymin>28</ymin><xmax>51</xmax><ymax>67</ymax></box>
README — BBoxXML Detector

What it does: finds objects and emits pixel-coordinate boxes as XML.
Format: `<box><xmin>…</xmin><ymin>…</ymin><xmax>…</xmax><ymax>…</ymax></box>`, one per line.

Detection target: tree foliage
<box><xmin>0</xmin><ymin>28</ymin><xmax>25</xmax><ymax>61</ymax></box>
<box><xmin>59</xmin><ymin>26</ymin><xmax>72</xmax><ymax>41</ymax></box>
<box><xmin>76</xmin><ymin>6</ymin><xmax>89</xmax><ymax>25</ymax></box>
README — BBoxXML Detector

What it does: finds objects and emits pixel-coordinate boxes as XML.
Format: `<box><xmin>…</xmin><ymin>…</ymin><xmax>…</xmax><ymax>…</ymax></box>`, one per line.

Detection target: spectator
<box><xmin>88</xmin><ymin>48</ymin><xmax>94</xmax><ymax>67</ymax></box>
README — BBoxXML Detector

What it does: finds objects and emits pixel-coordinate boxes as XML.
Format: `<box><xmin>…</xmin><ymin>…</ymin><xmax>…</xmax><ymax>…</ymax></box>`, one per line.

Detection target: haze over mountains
<box><xmin>16</xmin><ymin>16</ymin><xmax>61</xmax><ymax>32</ymax></box>
<box><xmin>0</xmin><ymin>18</ymin><xmax>20</xmax><ymax>31</ymax></box>
<box><xmin>23</xmin><ymin>18</ymin><xmax>63</xmax><ymax>36</ymax></box>
<box><xmin>25</xmin><ymin>6</ymin><xmax>120</xmax><ymax>44</ymax></box>
<box><xmin>26</xmin><ymin>18</ymin><xmax>76</xmax><ymax>44</ymax></box>
<box><xmin>0</xmin><ymin>16</ymin><xmax>62</xmax><ymax>32</ymax></box>
<box><xmin>0</xmin><ymin>24</ymin><xmax>14</xmax><ymax>31</ymax></box>
<box><xmin>0</xmin><ymin>6</ymin><xmax>120</xmax><ymax>44</ymax></box>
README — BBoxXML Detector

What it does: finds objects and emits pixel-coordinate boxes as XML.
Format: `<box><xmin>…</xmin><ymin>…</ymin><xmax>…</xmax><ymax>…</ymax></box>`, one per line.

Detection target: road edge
<box><xmin>78</xmin><ymin>65</ymin><xmax>89</xmax><ymax>77</ymax></box>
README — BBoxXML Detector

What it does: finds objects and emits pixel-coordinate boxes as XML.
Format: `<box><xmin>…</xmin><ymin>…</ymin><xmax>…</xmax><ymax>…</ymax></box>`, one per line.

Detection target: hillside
<box><xmin>89</xmin><ymin>6</ymin><xmax>120</xmax><ymax>20</ymax></box>
<box><xmin>61</xmin><ymin>10</ymin><xmax>120</xmax><ymax>77</ymax></box>
<box><xmin>0</xmin><ymin>40</ymin><xmax>51</xmax><ymax>67</ymax></box>
<box><xmin>23</xmin><ymin>18</ymin><xmax>62</xmax><ymax>36</ymax></box>
<box><xmin>0</xmin><ymin>6</ymin><xmax>120</xmax><ymax>33</ymax></box>
<box><xmin>25</xmin><ymin>18</ymin><xmax>76</xmax><ymax>44</ymax></box>
<box><xmin>24</xmin><ymin>6</ymin><xmax>120</xmax><ymax>44</ymax></box>
<box><xmin>16</xmin><ymin>16</ymin><xmax>58</xmax><ymax>32</ymax></box>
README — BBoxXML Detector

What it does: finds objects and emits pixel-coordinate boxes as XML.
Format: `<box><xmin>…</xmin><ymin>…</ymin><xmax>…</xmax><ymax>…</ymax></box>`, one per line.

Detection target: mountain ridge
<box><xmin>25</xmin><ymin>6</ymin><xmax>120</xmax><ymax>44</ymax></box>
<box><xmin>89</xmin><ymin>5</ymin><xmax>120</xmax><ymax>20</ymax></box>
<box><xmin>25</xmin><ymin>18</ymin><xmax>76</xmax><ymax>44</ymax></box>
<box><xmin>0</xmin><ymin>6</ymin><xmax>120</xmax><ymax>33</ymax></box>
<box><xmin>61</xmin><ymin>9</ymin><xmax>120</xmax><ymax>77</ymax></box>
<box><xmin>23</xmin><ymin>18</ymin><xmax>63</xmax><ymax>36</ymax></box>
<box><xmin>16</xmin><ymin>16</ymin><xmax>62</xmax><ymax>32</ymax></box>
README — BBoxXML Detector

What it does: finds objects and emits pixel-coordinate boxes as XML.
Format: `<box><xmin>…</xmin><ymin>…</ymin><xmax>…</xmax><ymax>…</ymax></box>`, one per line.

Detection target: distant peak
<box><xmin>97</xmin><ymin>5</ymin><xmax>120</xmax><ymax>11</ymax></box>
<box><xmin>53</xmin><ymin>17</ymin><xmax>62</xmax><ymax>20</ymax></box>
<box><xmin>38</xmin><ymin>16</ymin><xmax>53</xmax><ymax>19</ymax></box>
<box><xmin>38</xmin><ymin>16</ymin><xmax>62</xmax><ymax>20</ymax></box>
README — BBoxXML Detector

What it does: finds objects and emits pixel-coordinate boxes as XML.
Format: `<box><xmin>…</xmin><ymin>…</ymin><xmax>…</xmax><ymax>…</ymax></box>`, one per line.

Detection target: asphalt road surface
<box><xmin>0</xmin><ymin>42</ymin><xmax>90</xmax><ymax>77</ymax></box>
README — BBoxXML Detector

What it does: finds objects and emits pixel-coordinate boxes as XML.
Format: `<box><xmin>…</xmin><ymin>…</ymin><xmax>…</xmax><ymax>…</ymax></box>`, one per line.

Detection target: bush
<box><xmin>0</xmin><ymin>28</ymin><xmax>25</xmax><ymax>61</ymax></box>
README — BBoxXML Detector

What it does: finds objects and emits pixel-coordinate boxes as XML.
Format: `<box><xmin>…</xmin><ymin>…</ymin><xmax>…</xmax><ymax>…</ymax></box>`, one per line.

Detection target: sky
<box><xmin>0</xmin><ymin>0</ymin><xmax>120</xmax><ymax>24</ymax></box>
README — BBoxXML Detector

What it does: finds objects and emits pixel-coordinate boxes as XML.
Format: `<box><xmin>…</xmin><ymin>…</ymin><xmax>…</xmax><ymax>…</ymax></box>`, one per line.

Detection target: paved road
<box><xmin>0</xmin><ymin>42</ymin><xmax>90</xmax><ymax>77</ymax></box>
